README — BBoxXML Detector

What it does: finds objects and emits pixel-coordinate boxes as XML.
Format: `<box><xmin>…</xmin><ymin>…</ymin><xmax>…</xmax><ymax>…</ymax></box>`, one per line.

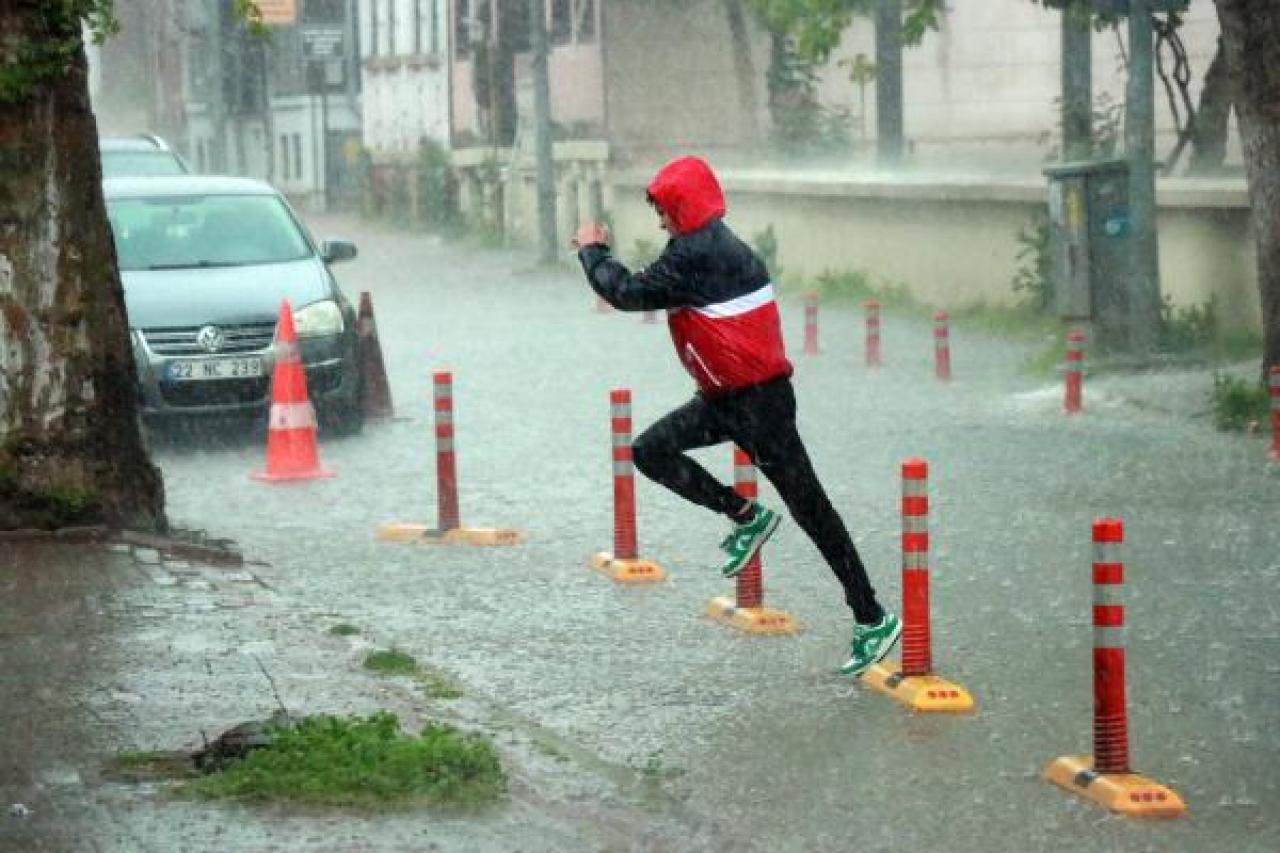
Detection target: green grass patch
<box><xmin>190</xmin><ymin>712</ymin><xmax>505</xmax><ymax>808</ymax></box>
<box><xmin>363</xmin><ymin>648</ymin><xmax>419</xmax><ymax>676</ymax></box>
<box><xmin>327</xmin><ymin>623</ymin><xmax>360</xmax><ymax>637</ymax></box>
<box><xmin>1210</xmin><ymin>373</ymin><xmax>1270</xmax><ymax>432</ymax></box>
<box><xmin>418</xmin><ymin>667</ymin><xmax>464</xmax><ymax>700</ymax></box>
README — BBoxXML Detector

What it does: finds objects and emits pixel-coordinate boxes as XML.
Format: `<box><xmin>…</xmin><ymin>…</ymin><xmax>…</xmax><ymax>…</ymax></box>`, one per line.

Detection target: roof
<box><xmin>103</xmin><ymin>175</ymin><xmax>281</xmax><ymax>200</ymax></box>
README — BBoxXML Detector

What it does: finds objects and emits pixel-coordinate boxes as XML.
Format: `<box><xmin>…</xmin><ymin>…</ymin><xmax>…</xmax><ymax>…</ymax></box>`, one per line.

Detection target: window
<box><xmin>280</xmin><ymin>134</ymin><xmax>290</xmax><ymax>180</ymax></box>
<box><xmin>367</xmin><ymin>0</ymin><xmax>379</xmax><ymax>57</ymax></box>
<box><xmin>388</xmin><ymin>0</ymin><xmax>397</xmax><ymax>56</ymax></box>
<box><xmin>576</xmin><ymin>0</ymin><xmax>595</xmax><ymax>43</ymax></box>
<box><xmin>455</xmin><ymin>0</ymin><xmax>471</xmax><ymax>59</ymax></box>
<box><xmin>412</xmin><ymin>0</ymin><xmax>422</xmax><ymax>55</ymax></box>
<box><xmin>551</xmin><ymin>0</ymin><xmax>570</xmax><ymax>45</ymax></box>
<box><xmin>293</xmin><ymin>134</ymin><xmax>303</xmax><ymax>181</ymax></box>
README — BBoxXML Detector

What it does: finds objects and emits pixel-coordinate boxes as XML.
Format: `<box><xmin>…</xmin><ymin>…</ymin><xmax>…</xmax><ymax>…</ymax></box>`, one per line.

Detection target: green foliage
<box><xmin>416</xmin><ymin>137</ymin><xmax>458</xmax><ymax>230</ymax></box>
<box><xmin>809</xmin><ymin>268</ymin><xmax>916</xmax><ymax>309</ymax></box>
<box><xmin>1011</xmin><ymin>217</ymin><xmax>1053</xmax><ymax>314</ymax></box>
<box><xmin>0</xmin><ymin>0</ymin><xmax>117</xmax><ymax>103</ymax></box>
<box><xmin>1210</xmin><ymin>373</ymin><xmax>1270</xmax><ymax>433</ymax></box>
<box><xmin>1158</xmin><ymin>295</ymin><xmax>1217</xmax><ymax>353</ymax></box>
<box><xmin>363</xmin><ymin>649</ymin><xmax>419</xmax><ymax>676</ymax></box>
<box><xmin>328</xmin><ymin>623</ymin><xmax>360</xmax><ymax>637</ymax></box>
<box><xmin>749</xmin><ymin>0</ymin><xmax>944</xmax><ymax>64</ymax></box>
<box><xmin>751</xmin><ymin>225</ymin><xmax>783</xmax><ymax>280</ymax></box>
<box><xmin>191</xmin><ymin>712</ymin><xmax>505</xmax><ymax>808</ymax></box>
<box><xmin>766</xmin><ymin>33</ymin><xmax>853</xmax><ymax>159</ymax></box>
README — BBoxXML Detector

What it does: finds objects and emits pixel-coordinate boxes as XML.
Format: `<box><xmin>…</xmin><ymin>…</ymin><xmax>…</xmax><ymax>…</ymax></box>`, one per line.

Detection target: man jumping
<box><xmin>572</xmin><ymin>156</ymin><xmax>900</xmax><ymax>677</ymax></box>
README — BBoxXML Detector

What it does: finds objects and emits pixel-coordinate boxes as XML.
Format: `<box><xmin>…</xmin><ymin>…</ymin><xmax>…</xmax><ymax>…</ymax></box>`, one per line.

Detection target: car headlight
<box><xmin>292</xmin><ymin>300</ymin><xmax>344</xmax><ymax>338</ymax></box>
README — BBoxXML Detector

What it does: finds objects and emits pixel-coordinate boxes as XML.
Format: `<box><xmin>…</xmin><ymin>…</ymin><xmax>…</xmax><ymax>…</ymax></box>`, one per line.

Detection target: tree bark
<box><xmin>1214</xmin><ymin>0</ymin><xmax>1280</xmax><ymax>376</ymax></box>
<box><xmin>0</xmin><ymin>6</ymin><xmax>166</xmax><ymax>531</ymax></box>
<box><xmin>1187</xmin><ymin>36</ymin><xmax>1234</xmax><ymax>175</ymax></box>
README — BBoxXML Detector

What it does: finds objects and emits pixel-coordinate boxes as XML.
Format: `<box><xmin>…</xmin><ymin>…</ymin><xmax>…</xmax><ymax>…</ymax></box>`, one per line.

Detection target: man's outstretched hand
<box><xmin>572</xmin><ymin>222</ymin><xmax>611</xmax><ymax>250</ymax></box>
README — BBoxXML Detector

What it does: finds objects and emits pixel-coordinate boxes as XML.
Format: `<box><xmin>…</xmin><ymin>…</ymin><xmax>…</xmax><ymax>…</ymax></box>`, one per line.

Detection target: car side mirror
<box><xmin>321</xmin><ymin>239</ymin><xmax>358</xmax><ymax>264</ymax></box>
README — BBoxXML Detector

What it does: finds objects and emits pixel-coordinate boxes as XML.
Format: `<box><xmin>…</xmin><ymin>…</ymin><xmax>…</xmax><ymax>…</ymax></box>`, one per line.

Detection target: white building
<box><xmin>357</xmin><ymin>1</ymin><xmax>451</xmax><ymax>160</ymax></box>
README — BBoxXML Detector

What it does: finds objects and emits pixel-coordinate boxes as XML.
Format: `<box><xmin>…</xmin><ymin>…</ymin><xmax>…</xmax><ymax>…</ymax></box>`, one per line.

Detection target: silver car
<box><xmin>104</xmin><ymin>176</ymin><xmax>364</xmax><ymax>433</ymax></box>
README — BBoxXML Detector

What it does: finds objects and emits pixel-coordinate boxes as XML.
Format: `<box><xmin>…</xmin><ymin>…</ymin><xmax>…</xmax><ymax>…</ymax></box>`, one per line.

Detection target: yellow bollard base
<box><xmin>376</xmin><ymin>523</ymin><xmax>522</xmax><ymax>546</ymax></box>
<box><xmin>704</xmin><ymin>596</ymin><xmax>799</xmax><ymax>635</ymax></box>
<box><xmin>587</xmin><ymin>552</ymin><xmax>667</xmax><ymax>584</ymax></box>
<box><xmin>1044</xmin><ymin>755</ymin><xmax>1186</xmax><ymax>817</ymax></box>
<box><xmin>859</xmin><ymin>661</ymin><xmax>975</xmax><ymax>713</ymax></box>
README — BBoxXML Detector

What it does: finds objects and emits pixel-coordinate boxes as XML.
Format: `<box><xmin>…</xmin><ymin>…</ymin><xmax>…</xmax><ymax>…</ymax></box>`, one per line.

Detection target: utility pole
<box><xmin>1061</xmin><ymin>0</ymin><xmax>1092</xmax><ymax>161</ymax></box>
<box><xmin>874</xmin><ymin>0</ymin><xmax>905</xmax><ymax>166</ymax></box>
<box><xmin>529</xmin><ymin>0</ymin><xmax>558</xmax><ymax>263</ymax></box>
<box><xmin>1125</xmin><ymin>0</ymin><xmax>1161</xmax><ymax>355</ymax></box>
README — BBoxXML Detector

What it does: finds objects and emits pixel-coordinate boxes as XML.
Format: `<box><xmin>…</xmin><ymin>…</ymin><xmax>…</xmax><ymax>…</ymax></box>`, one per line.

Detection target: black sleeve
<box><xmin>577</xmin><ymin>241</ymin><xmax>697</xmax><ymax>311</ymax></box>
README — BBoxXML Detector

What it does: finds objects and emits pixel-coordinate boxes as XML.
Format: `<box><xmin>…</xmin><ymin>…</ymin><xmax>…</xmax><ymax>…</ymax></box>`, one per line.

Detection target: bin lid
<box><xmin>1043</xmin><ymin>158</ymin><xmax>1130</xmax><ymax>179</ymax></box>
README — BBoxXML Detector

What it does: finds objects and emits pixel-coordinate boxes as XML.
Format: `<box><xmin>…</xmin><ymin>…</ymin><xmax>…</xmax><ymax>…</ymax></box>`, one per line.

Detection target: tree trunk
<box><xmin>0</xmin><ymin>7</ymin><xmax>166</xmax><ymax>531</ymax></box>
<box><xmin>722</xmin><ymin>0</ymin><xmax>762</xmax><ymax>149</ymax></box>
<box><xmin>1187</xmin><ymin>36</ymin><xmax>1234</xmax><ymax>175</ymax></box>
<box><xmin>1214</xmin><ymin>0</ymin><xmax>1280</xmax><ymax>376</ymax></box>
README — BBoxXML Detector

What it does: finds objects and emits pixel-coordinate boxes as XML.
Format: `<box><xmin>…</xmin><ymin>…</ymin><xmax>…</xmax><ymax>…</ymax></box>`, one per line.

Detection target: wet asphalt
<box><xmin>3</xmin><ymin>211</ymin><xmax>1279</xmax><ymax>852</ymax></box>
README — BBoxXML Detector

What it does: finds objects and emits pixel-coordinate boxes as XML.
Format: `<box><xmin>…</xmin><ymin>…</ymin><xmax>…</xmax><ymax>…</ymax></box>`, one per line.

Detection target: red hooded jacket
<box><xmin>578</xmin><ymin>157</ymin><xmax>792</xmax><ymax>396</ymax></box>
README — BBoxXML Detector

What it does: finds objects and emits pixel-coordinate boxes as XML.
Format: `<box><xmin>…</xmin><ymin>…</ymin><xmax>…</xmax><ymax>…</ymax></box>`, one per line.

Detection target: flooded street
<box><xmin>5</xmin><ymin>213</ymin><xmax>1273</xmax><ymax>850</ymax></box>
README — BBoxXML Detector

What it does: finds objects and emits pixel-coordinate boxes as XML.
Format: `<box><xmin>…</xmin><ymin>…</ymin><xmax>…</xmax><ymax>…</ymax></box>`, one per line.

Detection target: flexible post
<box><xmin>1269</xmin><ymin>365</ymin><xmax>1279</xmax><ymax>462</ymax></box>
<box><xmin>865</xmin><ymin>299</ymin><xmax>881</xmax><ymax>368</ymax></box>
<box><xmin>901</xmin><ymin>458</ymin><xmax>932</xmax><ymax>677</ymax></box>
<box><xmin>434</xmin><ymin>371</ymin><xmax>460</xmax><ymax>531</ymax></box>
<box><xmin>1064</xmin><ymin>330</ymin><xmax>1085</xmax><ymax>415</ymax></box>
<box><xmin>933</xmin><ymin>311</ymin><xmax>951</xmax><ymax>381</ymax></box>
<box><xmin>1092</xmin><ymin>518</ymin><xmax>1129</xmax><ymax>774</ymax></box>
<box><xmin>733</xmin><ymin>447</ymin><xmax>763</xmax><ymax>609</ymax></box>
<box><xmin>611</xmin><ymin>389</ymin><xmax>637</xmax><ymax>561</ymax></box>
<box><xmin>804</xmin><ymin>292</ymin><xmax>819</xmax><ymax>355</ymax></box>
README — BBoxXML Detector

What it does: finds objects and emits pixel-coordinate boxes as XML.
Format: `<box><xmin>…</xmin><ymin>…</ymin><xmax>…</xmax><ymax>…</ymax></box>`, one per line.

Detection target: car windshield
<box><xmin>100</xmin><ymin>151</ymin><xmax>187</xmax><ymax>177</ymax></box>
<box><xmin>108</xmin><ymin>194</ymin><xmax>314</xmax><ymax>271</ymax></box>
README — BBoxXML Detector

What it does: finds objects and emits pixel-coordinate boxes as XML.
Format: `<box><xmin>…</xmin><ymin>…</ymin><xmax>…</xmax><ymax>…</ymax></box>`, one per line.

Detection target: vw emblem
<box><xmin>196</xmin><ymin>325</ymin><xmax>225</xmax><ymax>353</ymax></box>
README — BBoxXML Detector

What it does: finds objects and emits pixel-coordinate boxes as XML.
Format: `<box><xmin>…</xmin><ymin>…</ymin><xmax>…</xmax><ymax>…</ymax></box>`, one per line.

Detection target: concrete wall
<box><xmin>815</xmin><ymin>0</ymin><xmax>1232</xmax><ymax>169</ymax></box>
<box><xmin>601</xmin><ymin>0</ymin><xmax>768</xmax><ymax>165</ymax></box>
<box><xmin>605</xmin><ymin>170</ymin><xmax>1260</xmax><ymax>331</ymax></box>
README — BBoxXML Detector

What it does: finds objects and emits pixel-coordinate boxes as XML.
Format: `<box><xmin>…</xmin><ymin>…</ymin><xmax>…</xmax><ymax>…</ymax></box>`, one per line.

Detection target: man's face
<box><xmin>656</xmin><ymin>207</ymin><xmax>676</xmax><ymax>235</ymax></box>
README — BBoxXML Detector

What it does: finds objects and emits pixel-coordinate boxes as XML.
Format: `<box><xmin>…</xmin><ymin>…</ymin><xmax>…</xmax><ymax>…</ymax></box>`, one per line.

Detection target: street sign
<box><xmin>256</xmin><ymin>0</ymin><xmax>297</xmax><ymax>26</ymax></box>
<box><xmin>302</xmin><ymin>25</ymin><xmax>346</xmax><ymax>60</ymax></box>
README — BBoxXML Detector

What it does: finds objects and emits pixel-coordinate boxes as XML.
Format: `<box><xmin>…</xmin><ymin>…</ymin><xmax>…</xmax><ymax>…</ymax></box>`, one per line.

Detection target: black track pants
<box><xmin>631</xmin><ymin>377</ymin><xmax>884</xmax><ymax>624</ymax></box>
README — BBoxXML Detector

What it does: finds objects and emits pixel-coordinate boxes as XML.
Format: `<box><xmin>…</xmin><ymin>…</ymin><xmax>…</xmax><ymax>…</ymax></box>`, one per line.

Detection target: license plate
<box><xmin>166</xmin><ymin>357</ymin><xmax>264</xmax><ymax>381</ymax></box>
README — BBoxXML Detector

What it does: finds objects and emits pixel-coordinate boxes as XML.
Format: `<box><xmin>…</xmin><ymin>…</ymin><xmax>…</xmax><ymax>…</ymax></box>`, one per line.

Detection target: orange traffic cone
<box><xmin>251</xmin><ymin>300</ymin><xmax>334</xmax><ymax>483</ymax></box>
<box><xmin>357</xmin><ymin>291</ymin><xmax>394</xmax><ymax>419</ymax></box>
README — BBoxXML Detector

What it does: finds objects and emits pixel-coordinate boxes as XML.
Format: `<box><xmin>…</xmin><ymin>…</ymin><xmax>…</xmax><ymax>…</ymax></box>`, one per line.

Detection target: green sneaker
<box><xmin>838</xmin><ymin>612</ymin><xmax>902</xmax><ymax>677</ymax></box>
<box><xmin>718</xmin><ymin>504</ymin><xmax>781</xmax><ymax>578</ymax></box>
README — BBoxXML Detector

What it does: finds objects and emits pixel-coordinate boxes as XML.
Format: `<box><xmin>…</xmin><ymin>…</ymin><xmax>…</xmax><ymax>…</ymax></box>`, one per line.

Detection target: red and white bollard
<box><xmin>803</xmin><ymin>292</ymin><xmax>820</xmax><ymax>355</ymax></box>
<box><xmin>375</xmin><ymin>371</ymin><xmax>520</xmax><ymax>546</ymax></box>
<box><xmin>1064</xmin><ymin>330</ymin><xmax>1085</xmax><ymax>415</ymax></box>
<box><xmin>860</xmin><ymin>458</ymin><xmax>973</xmax><ymax>712</ymax></box>
<box><xmin>1044</xmin><ymin>519</ymin><xmax>1185</xmax><ymax>816</ymax></box>
<box><xmin>901</xmin><ymin>458</ymin><xmax>932</xmax><ymax>677</ymax></box>
<box><xmin>434</xmin><ymin>371</ymin><xmax>460</xmax><ymax>532</ymax></box>
<box><xmin>1269</xmin><ymin>365</ymin><xmax>1280</xmax><ymax>462</ymax></box>
<box><xmin>933</xmin><ymin>310</ymin><xmax>951</xmax><ymax>381</ymax></box>
<box><xmin>589</xmin><ymin>389</ymin><xmax>665</xmax><ymax>582</ymax></box>
<box><xmin>704</xmin><ymin>447</ymin><xmax>797</xmax><ymax>634</ymax></box>
<box><xmin>865</xmin><ymin>299</ymin><xmax>881</xmax><ymax>368</ymax></box>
